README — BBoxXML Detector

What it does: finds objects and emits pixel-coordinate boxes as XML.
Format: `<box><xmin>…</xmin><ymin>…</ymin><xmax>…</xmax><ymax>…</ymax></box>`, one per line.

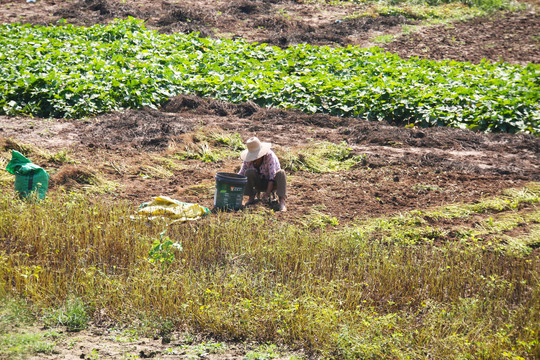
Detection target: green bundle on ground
<box><xmin>6</xmin><ymin>150</ymin><xmax>49</xmax><ymax>200</ymax></box>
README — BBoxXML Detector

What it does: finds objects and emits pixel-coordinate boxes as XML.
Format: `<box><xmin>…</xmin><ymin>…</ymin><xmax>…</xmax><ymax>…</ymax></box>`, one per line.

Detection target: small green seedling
<box><xmin>148</xmin><ymin>230</ymin><xmax>183</xmax><ymax>267</ymax></box>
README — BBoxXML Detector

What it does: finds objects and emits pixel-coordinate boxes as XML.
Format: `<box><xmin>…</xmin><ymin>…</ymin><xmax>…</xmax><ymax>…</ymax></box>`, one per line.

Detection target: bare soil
<box><xmin>24</xmin><ymin>327</ymin><xmax>262</xmax><ymax>360</ymax></box>
<box><xmin>0</xmin><ymin>0</ymin><xmax>539</xmax><ymax>358</ymax></box>
<box><xmin>384</xmin><ymin>10</ymin><xmax>540</xmax><ymax>66</ymax></box>
<box><xmin>0</xmin><ymin>0</ymin><xmax>538</xmax><ymax>223</ymax></box>
<box><xmin>1</xmin><ymin>95</ymin><xmax>538</xmax><ymax>225</ymax></box>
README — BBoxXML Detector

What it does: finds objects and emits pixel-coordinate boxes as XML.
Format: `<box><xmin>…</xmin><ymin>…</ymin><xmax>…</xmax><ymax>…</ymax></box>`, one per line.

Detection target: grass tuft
<box><xmin>279</xmin><ymin>141</ymin><xmax>366</xmax><ymax>173</ymax></box>
<box><xmin>43</xmin><ymin>297</ymin><xmax>89</xmax><ymax>332</ymax></box>
<box><xmin>173</xmin><ymin>131</ymin><xmax>245</xmax><ymax>163</ymax></box>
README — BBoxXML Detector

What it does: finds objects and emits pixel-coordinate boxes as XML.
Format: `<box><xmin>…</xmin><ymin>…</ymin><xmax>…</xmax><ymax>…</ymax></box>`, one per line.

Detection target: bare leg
<box><xmin>279</xmin><ymin>196</ymin><xmax>287</xmax><ymax>212</ymax></box>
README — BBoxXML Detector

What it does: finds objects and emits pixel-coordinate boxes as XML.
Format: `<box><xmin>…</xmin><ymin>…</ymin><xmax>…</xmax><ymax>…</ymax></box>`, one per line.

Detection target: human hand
<box><xmin>261</xmin><ymin>192</ymin><xmax>270</xmax><ymax>203</ymax></box>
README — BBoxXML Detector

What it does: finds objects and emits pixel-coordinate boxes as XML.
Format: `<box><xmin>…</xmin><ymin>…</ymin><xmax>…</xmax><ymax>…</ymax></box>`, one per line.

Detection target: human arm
<box><xmin>238</xmin><ymin>161</ymin><xmax>248</xmax><ymax>176</ymax></box>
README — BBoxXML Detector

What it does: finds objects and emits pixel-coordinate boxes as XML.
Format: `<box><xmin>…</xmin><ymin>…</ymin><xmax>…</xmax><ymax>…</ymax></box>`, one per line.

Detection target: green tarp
<box><xmin>6</xmin><ymin>150</ymin><xmax>49</xmax><ymax>200</ymax></box>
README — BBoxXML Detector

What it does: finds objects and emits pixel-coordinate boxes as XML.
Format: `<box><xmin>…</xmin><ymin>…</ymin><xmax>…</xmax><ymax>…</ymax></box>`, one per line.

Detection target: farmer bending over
<box><xmin>238</xmin><ymin>137</ymin><xmax>287</xmax><ymax>212</ymax></box>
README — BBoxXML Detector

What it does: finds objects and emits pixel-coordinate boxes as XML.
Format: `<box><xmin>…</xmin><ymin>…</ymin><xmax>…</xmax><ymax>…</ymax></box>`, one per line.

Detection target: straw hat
<box><xmin>240</xmin><ymin>137</ymin><xmax>272</xmax><ymax>162</ymax></box>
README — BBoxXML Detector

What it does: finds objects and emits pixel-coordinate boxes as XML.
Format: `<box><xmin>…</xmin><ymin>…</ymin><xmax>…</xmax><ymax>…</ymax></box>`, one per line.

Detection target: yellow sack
<box><xmin>137</xmin><ymin>196</ymin><xmax>210</xmax><ymax>223</ymax></box>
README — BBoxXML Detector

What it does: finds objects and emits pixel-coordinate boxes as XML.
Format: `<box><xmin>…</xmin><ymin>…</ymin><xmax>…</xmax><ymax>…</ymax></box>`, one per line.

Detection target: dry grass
<box><xmin>0</xmin><ymin>184</ymin><xmax>538</xmax><ymax>359</ymax></box>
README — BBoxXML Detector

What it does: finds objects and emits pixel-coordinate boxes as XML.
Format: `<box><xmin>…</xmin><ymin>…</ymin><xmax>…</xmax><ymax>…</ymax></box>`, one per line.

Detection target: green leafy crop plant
<box><xmin>1</xmin><ymin>19</ymin><xmax>539</xmax><ymax>134</ymax></box>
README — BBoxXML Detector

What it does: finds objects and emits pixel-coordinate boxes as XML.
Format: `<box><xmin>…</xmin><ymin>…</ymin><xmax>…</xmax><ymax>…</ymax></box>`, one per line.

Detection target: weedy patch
<box><xmin>137</xmin><ymin>154</ymin><xmax>186</xmax><ymax>178</ymax></box>
<box><xmin>0</xmin><ymin>294</ymin><xmax>56</xmax><ymax>358</ymax></box>
<box><xmin>279</xmin><ymin>141</ymin><xmax>366</xmax><ymax>173</ymax></box>
<box><xmin>53</xmin><ymin>165</ymin><xmax>120</xmax><ymax>194</ymax></box>
<box><xmin>0</xmin><ymin>138</ymin><xmax>75</xmax><ymax>165</ymax></box>
<box><xmin>176</xmin><ymin>341</ymin><xmax>227</xmax><ymax>356</ymax></box>
<box><xmin>303</xmin><ymin>210</ymin><xmax>340</xmax><ymax>229</ymax></box>
<box><xmin>42</xmin><ymin>149</ymin><xmax>76</xmax><ymax>164</ymax></box>
<box><xmin>0</xmin><ymin>138</ymin><xmax>35</xmax><ymax>156</ymax></box>
<box><xmin>179</xmin><ymin>182</ymin><xmax>215</xmax><ymax>198</ymax></box>
<box><xmin>173</xmin><ymin>130</ymin><xmax>246</xmax><ymax>163</ymax></box>
<box><xmin>0</xmin><ymin>332</ymin><xmax>56</xmax><ymax>358</ymax></box>
<box><xmin>412</xmin><ymin>183</ymin><xmax>443</xmax><ymax>193</ymax></box>
<box><xmin>502</xmin><ymin>223</ymin><xmax>540</xmax><ymax>256</ymax></box>
<box><xmin>372</xmin><ymin>34</ymin><xmax>395</xmax><ymax>44</ymax></box>
<box><xmin>0</xmin><ymin>161</ymin><xmax>11</xmax><ymax>187</ymax></box>
<box><xmin>138</xmin><ymin>164</ymin><xmax>174</xmax><ymax>179</ymax></box>
<box><xmin>109</xmin><ymin>328</ymin><xmax>139</xmax><ymax>343</ymax></box>
<box><xmin>175</xmin><ymin>141</ymin><xmax>224</xmax><ymax>162</ymax></box>
<box><xmin>43</xmin><ymin>297</ymin><xmax>89</xmax><ymax>332</ymax></box>
<box><xmin>347</xmin><ymin>182</ymin><xmax>540</xmax><ymax>251</ymax></box>
<box><xmin>245</xmin><ymin>343</ymin><xmax>280</xmax><ymax>360</ymax></box>
<box><xmin>152</xmin><ymin>155</ymin><xmax>186</xmax><ymax>172</ymax></box>
<box><xmin>0</xmin><ymin>295</ymin><xmax>34</xmax><ymax>333</ymax></box>
<box><xmin>361</xmin><ymin>3</ymin><xmax>486</xmax><ymax>20</ymax></box>
<box><xmin>319</xmin><ymin>0</ymin><xmax>518</xmax><ymax>14</ymax></box>
<box><xmin>208</xmin><ymin>131</ymin><xmax>246</xmax><ymax>151</ymax></box>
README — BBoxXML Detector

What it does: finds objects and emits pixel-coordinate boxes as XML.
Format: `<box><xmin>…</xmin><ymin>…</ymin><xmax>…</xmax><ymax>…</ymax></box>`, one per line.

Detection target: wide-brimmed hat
<box><xmin>240</xmin><ymin>137</ymin><xmax>272</xmax><ymax>162</ymax></box>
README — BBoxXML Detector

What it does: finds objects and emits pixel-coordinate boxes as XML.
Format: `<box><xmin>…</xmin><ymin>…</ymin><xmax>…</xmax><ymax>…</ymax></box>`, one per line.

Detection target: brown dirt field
<box><xmin>0</xmin><ymin>0</ymin><xmax>539</xmax><ymax>222</ymax></box>
<box><xmin>1</xmin><ymin>95</ymin><xmax>538</xmax><ymax>225</ymax></box>
<box><xmin>383</xmin><ymin>10</ymin><xmax>540</xmax><ymax>66</ymax></box>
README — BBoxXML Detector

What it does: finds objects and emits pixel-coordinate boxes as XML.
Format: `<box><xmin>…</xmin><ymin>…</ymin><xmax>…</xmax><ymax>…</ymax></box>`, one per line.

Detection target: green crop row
<box><xmin>1</xmin><ymin>19</ymin><xmax>538</xmax><ymax>134</ymax></box>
